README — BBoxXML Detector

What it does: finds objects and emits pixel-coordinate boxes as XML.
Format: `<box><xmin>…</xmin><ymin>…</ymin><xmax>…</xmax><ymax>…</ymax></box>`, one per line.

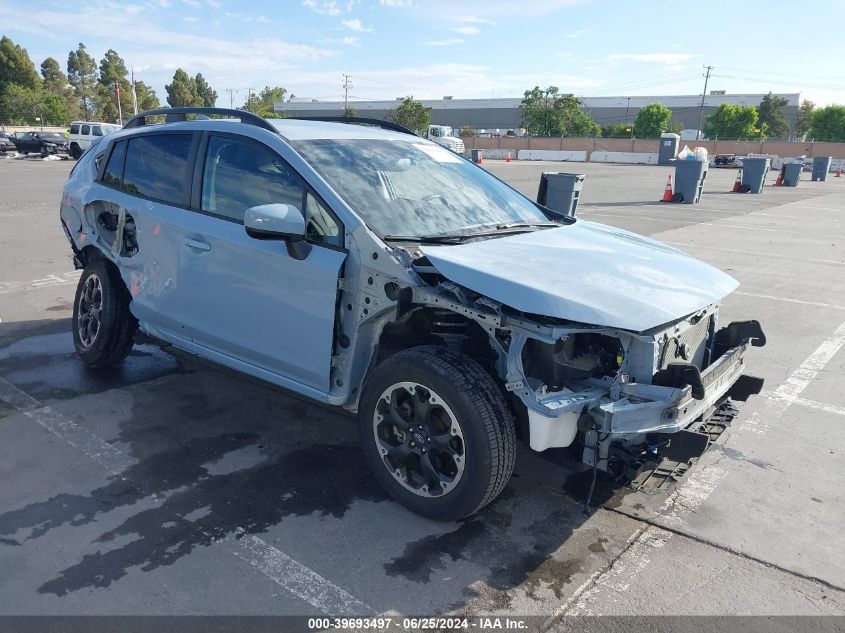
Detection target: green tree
<box><xmin>809</xmin><ymin>105</ymin><xmax>845</xmax><ymax>142</ymax></box>
<box><xmin>0</xmin><ymin>84</ymin><xmax>42</xmax><ymax>124</ymax></box>
<box><xmin>97</xmin><ymin>49</ymin><xmax>133</xmax><ymax>122</ymax></box>
<box><xmin>795</xmin><ymin>99</ymin><xmax>815</xmax><ymax>140</ymax></box>
<box><xmin>633</xmin><ymin>103</ymin><xmax>672</xmax><ymax>138</ymax></box>
<box><xmin>0</xmin><ymin>36</ymin><xmax>40</xmax><ymax>90</ymax></box>
<box><xmin>343</xmin><ymin>105</ymin><xmax>357</xmax><ymax>117</ymax></box>
<box><xmin>194</xmin><ymin>73</ymin><xmax>217</xmax><ymax>107</ymax></box>
<box><xmin>703</xmin><ymin>103</ymin><xmax>759</xmax><ymax>140</ymax></box>
<box><xmin>41</xmin><ymin>57</ymin><xmax>80</xmax><ymax>121</ymax></box>
<box><xmin>757</xmin><ymin>92</ymin><xmax>789</xmax><ymax>138</ymax></box>
<box><xmin>667</xmin><ymin>119</ymin><xmax>684</xmax><ymax>135</ymax></box>
<box><xmin>67</xmin><ymin>43</ymin><xmax>98</xmax><ymax>120</ymax></box>
<box><xmin>243</xmin><ymin>86</ymin><xmax>287</xmax><ymax>118</ymax></box>
<box><xmin>601</xmin><ymin>123</ymin><xmax>632</xmax><ymax>138</ymax></box>
<box><xmin>134</xmin><ymin>80</ymin><xmax>160</xmax><ymax>112</ymax></box>
<box><xmin>520</xmin><ymin>86</ymin><xmax>597</xmax><ymax>137</ymax></box>
<box><xmin>392</xmin><ymin>96</ymin><xmax>430</xmax><ymax>135</ymax></box>
<box><xmin>165</xmin><ymin>68</ymin><xmax>201</xmax><ymax>107</ymax></box>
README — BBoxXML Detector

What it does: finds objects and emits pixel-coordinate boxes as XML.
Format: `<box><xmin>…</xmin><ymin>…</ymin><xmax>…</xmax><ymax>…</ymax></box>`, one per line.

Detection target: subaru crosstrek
<box><xmin>60</xmin><ymin>108</ymin><xmax>765</xmax><ymax>520</ymax></box>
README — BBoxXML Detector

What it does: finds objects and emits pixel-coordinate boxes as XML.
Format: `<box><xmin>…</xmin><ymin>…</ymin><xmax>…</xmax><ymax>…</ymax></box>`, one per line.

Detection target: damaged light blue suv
<box><xmin>60</xmin><ymin>108</ymin><xmax>766</xmax><ymax>520</ymax></box>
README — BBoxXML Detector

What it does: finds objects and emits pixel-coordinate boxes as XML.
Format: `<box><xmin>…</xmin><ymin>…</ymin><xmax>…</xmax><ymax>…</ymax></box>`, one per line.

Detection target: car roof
<box><xmin>112</xmin><ymin>117</ymin><xmax>420</xmax><ymax>143</ymax></box>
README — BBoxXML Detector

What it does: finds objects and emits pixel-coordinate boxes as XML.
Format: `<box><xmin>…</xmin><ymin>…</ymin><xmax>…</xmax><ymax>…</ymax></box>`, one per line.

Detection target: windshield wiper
<box><xmin>382</xmin><ymin>234</ymin><xmax>475</xmax><ymax>244</ymax></box>
<box><xmin>493</xmin><ymin>221</ymin><xmax>562</xmax><ymax>230</ymax></box>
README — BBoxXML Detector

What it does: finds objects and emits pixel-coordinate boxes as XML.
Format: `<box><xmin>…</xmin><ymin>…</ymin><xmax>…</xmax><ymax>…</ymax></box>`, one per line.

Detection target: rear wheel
<box><xmin>72</xmin><ymin>258</ymin><xmax>137</xmax><ymax>369</ymax></box>
<box><xmin>358</xmin><ymin>346</ymin><xmax>515</xmax><ymax>520</ymax></box>
<box><xmin>70</xmin><ymin>143</ymin><xmax>82</xmax><ymax>159</ymax></box>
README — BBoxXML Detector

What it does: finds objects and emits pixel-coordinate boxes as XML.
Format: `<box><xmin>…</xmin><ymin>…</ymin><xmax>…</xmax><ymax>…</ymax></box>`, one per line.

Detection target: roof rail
<box><xmin>123</xmin><ymin>107</ymin><xmax>277</xmax><ymax>133</ymax></box>
<box><xmin>286</xmin><ymin>116</ymin><xmax>418</xmax><ymax>137</ymax></box>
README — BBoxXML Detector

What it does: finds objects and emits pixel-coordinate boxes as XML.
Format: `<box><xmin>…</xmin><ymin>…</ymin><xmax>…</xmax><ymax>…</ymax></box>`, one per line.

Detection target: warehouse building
<box><xmin>275</xmin><ymin>93</ymin><xmax>800</xmax><ymax>135</ymax></box>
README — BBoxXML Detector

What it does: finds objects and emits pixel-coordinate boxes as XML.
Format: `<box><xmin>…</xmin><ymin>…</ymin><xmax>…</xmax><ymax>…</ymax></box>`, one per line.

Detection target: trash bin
<box><xmin>471</xmin><ymin>149</ymin><xmax>483</xmax><ymax>164</ymax></box>
<box><xmin>782</xmin><ymin>161</ymin><xmax>803</xmax><ymax>187</ymax></box>
<box><xmin>537</xmin><ymin>172</ymin><xmax>586</xmax><ymax>216</ymax></box>
<box><xmin>658</xmin><ymin>133</ymin><xmax>680</xmax><ymax>166</ymax></box>
<box><xmin>812</xmin><ymin>156</ymin><xmax>832</xmax><ymax>182</ymax></box>
<box><xmin>672</xmin><ymin>159</ymin><xmax>708</xmax><ymax>204</ymax></box>
<box><xmin>740</xmin><ymin>157</ymin><xmax>770</xmax><ymax>193</ymax></box>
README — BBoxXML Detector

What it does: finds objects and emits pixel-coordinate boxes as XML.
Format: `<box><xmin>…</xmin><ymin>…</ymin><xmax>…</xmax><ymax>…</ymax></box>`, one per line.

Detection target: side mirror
<box><xmin>244</xmin><ymin>203</ymin><xmax>311</xmax><ymax>260</ymax></box>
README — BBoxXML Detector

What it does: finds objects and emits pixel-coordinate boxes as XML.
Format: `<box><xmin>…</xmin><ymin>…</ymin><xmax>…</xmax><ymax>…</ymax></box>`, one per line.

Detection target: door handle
<box><xmin>183</xmin><ymin>238</ymin><xmax>211</xmax><ymax>252</ymax></box>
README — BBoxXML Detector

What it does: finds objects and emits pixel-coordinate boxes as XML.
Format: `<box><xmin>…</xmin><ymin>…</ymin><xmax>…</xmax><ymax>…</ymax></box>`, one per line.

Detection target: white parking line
<box><xmin>0</xmin><ymin>376</ymin><xmax>372</xmax><ymax>615</ymax></box>
<box><xmin>0</xmin><ymin>271</ymin><xmax>81</xmax><ymax>295</ymax></box>
<box><xmin>774</xmin><ymin>395</ymin><xmax>845</xmax><ymax>417</ymax></box>
<box><xmin>732</xmin><ymin>291</ymin><xmax>845</xmax><ymax>311</ymax></box>
<box><xmin>558</xmin><ymin>318</ymin><xmax>845</xmax><ymax>615</ymax></box>
<box><xmin>662</xmin><ymin>242</ymin><xmax>845</xmax><ymax>267</ymax></box>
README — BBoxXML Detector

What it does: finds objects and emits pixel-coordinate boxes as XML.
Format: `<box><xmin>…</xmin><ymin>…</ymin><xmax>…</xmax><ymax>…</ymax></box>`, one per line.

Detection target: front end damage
<box><xmin>390</xmin><ymin>279</ymin><xmax>765</xmax><ymax>474</ymax></box>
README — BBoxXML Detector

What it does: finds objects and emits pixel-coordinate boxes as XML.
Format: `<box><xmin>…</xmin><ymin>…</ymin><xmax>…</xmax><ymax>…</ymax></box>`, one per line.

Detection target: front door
<box><xmin>176</xmin><ymin>133</ymin><xmax>346</xmax><ymax>394</ymax></box>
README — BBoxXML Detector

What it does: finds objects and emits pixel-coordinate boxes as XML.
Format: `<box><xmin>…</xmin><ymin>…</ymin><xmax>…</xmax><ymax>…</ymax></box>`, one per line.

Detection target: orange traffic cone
<box><xmin>505</xmin><ymin>152</ymin><xmax>512</xmax><ymax>162</ymax></box>
<box><xmin>660</xmin><ymin>175</ymin><xmax>674</xmax><ymax>202</ymax></box>
<box><xmin>774</xmin><ymin>174</ymin><xmax>783</xmax><ymax>186</ymax></box>
<box><xmin>836</xmin><ymin>167</ymin><xmax>842</xmax><ymax>177</ymax></box>
<box><xmin>732</xmin><ymin>171</ymin><xmax>742</xmax><ymax>192</ymax></box>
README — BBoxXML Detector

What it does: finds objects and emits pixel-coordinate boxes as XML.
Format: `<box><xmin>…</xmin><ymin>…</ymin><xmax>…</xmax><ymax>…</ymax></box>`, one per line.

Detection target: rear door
<box><xmin>174</xmin><ymin>132</ymin><xmax>346</xmax><ymax>393</ymax></box>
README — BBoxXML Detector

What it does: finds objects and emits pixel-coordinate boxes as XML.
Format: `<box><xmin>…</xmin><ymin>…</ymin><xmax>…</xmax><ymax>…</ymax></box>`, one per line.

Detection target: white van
<box><xmin>68</xmin><ymin>121</ymin><xmax>122</xmax><ymax>158</ymax></box>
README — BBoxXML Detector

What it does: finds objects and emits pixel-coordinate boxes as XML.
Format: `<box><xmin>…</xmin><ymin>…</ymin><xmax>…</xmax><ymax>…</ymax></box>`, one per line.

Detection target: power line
<box><xmin>696</xmin><ymin>65</ymin><xmax>713</xmax><ymax>140</ymax></box>
<box><xmin>342</xmin><ymin>74</ymin><xmax>352</xmax><ymax>112</ymax></box>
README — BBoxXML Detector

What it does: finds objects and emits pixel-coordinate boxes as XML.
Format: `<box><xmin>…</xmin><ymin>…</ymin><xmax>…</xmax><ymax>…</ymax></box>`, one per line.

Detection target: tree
<box><xmin>67</xmin><ymin>43</ymin><xmax>98</xmax><ymax>120</ymax></box>
<box><xmin>243</xmin><ymin>86</ymin><xmax>287</xmax><ymax>118</ymax></box>
<box><xmin>343</xmin><ymin>105</ymin><xmax>357</xmax><ymax>118</ymax></box>
<box><xmin>520</xmin><ymin>86</ymin><xmax>598</xmax><ymax>137</ymax></box>
<box><xmin>0</xmin><ymin>84</ymin><xmax>42</xmax><ymax>124</ymax></box>
<box><xmin>0</xmin><ymin>36</ymin><xmax>40</xmax><ymax>90</ymax></box>
<box><xmin>795</xmin><ymin>99</ymin><xmax>815</xmax><ymax>140</ymax></box>
<box><xmin>757</xmin><ymin>92</ymin><xmax>789</xmax><ymax>138</ymax></box>
<box><xmin>41</xmin><ymin>57</ymin><xmax>80</xmax><ymax>121</ymax></box>
<box><xmin>133</xmin><ymin>80</ymin><xmax>160</xmax><ymax>112</ymax></box>
<box><xmin>96</xmin><ymin>49</ymin><xmax>134</xmax><ymax>122</ymax></box>
<box><xmin>40</xmin><ymin>57</ymin><xmax>67</xmax><ymax>94</ymax></box>
<box><xmin>165</xmin><ymin>68</ymin><xmax>201</xmax><ymax>107</ymax></box>
<box><xmin>809</xmin><ymin>105</ymin><xmax>845</xmax><ymax>142</ymax></box>
<box><xmin>194</xmin><ymin>73</ymin><xmax>217</xmax><ymax>107</ymax></box>
<box><xmin>392</xmin><ymin>96</ymin><xmax>430</xmax><ymax>135</ymax></box>
<box><xmin>601</xmin><ymin>123</ymin><xmax>632</xmax><ymax>138</ymax></box>
<box><xmin>703</xmin><ymin>103</ymin><xmax>759</xmax><ymax>140</ymax></box>
<box><xmin>633</xmin><ymin>103</ymin><xmax>672</xmax><ymax>138</ymax></box>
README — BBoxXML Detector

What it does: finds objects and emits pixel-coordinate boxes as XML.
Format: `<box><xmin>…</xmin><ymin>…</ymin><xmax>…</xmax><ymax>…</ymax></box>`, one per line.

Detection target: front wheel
<box><xmin>358</xmin><ymin>346</ymin><xmax>515</xmax><ymax>520</ymax></box>
<box><xmin>72</xmin><ymin>258</ymin><xmax>137</xmax><ymax>369</ymax></box>
<box><xmin>70</xmin><ymin>144</ymin><xmax>82</xmax><ymax>159</ymax></box>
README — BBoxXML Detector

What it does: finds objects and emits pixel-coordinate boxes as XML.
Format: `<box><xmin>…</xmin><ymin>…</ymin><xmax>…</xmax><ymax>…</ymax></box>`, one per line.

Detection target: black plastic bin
<box><xmin>740</xmin><ymin>157</ymin><xmax>770</xmax><ymax>193</ymax></box>
<box><xmin>782</xmin><ymin>161</ymin><xmax>802</xmax><ymax>187</ymax></box>
<box><xmin>537</xmin><ymin>172</ymin><xmax>585</xmax><ymax>216</ymax></box>
<box><xmin>672</xmin><ymin>159</ymin><xmax>708</xmax><ymax>204</ymax></box>
<box><xmin>812</xmin><ymin>156</ymin><xmax>832</xmax><ymax>182</ymax></box>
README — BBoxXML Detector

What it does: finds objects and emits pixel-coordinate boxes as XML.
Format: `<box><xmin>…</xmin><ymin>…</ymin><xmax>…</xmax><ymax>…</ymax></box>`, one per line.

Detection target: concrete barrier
<box><xmin>590</xmin><ymin>151</ymin><xmax>658</xmax><ymax>165</ymax></box>
<box><xmin>830</xmin><ymin>158</ymin><xmax>845</xmax><ymax>173</ymax></box>
<box><xmin>516</xmin><ymin>149</ymin><xmax>587</xmax><ymax>162</ymax></box>
<box><xmin>477</xmin><ymin>149</ymin><xmax>517</xmax><ymax>160</ymax></box>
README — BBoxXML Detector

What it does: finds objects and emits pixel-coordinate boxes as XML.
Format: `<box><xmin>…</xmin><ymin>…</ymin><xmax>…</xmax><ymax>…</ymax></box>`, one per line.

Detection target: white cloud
<box><xmin>303</xmin><ymin>0</ymin><xmax>356</xmax><ymax>15</ymax></box>
<box><xmin>565</xmin><ymin>27</ymin><xmax>591</xmax><ymax>38</ymax></box>
<box><xmin>183</xmin><ymin>15</ymin><xmax>199</xmax><ymax>22</ymax></box>
<box><xmin>181</xmin><ymin>0</ymin><xmax>201</xmax><ymax>7</ymax></box>
<box><xmin>609</xmin><ymin>53</ymin><xmax>697</xmax><ymax>64</ymax></box>
<box><xmin>341</xmin><ymin>18</ymin><xmax>372</xmax><ymax>32</ymax></box>
<box><xmin>425</xmin><ymin>38</ymin><xmax>464</xmax><ymax>46</ymax></box>
<box><xmin>452</xmin><ymin>25</ymin><xmax>480</xmax><ymax>35</ymax></box>
<box><xmin>318</xmin><ymin>36</ymin><xmax>360</xmax><ymax>45</ymax></box>
<box><xmin>156</xmin><ymin>0</ymin><xmax>172</xmax><ymax>7</ymax></box>
<box><xmin>380</xmin><ymin>0</ymin><xmax>413</xmax><ymax>5</ymax></box>
<box><xmin>257</xmin><ymin>15</ymin><xmax>271</xmax><ymax>23</ymax></box>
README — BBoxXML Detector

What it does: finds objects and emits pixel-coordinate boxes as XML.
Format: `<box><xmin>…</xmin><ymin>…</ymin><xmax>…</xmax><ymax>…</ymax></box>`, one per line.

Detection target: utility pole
<box><xmin>625</xmin><ymin>96</ymin><xmax>630</xmax><ymax>123</ymax></box>
<box><xmin>696</xmin><ymin>65</ymin><xmax>713</xmax><ymax>141</ymax></box>
<box><xmin>226</xmin><ymin>88</ymin><xmax>238</xmax><ymax>109</ymax></box>
<box><xmin>342</xmin><ymin>74</ymin><xmax>352</xmax><ymax>113</ymax></box>
<box><xmin>130</xmin><ymin>67</ymin><xmax>138</xmax><ymax>115</ymax></box>
<box><xmin>115</xmin><ymin>81</ymin><xmax>123</xmax><ymax>125</ymax></box>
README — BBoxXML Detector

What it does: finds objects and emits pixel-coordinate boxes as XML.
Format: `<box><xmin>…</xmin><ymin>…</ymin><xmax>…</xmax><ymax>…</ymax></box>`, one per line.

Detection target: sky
<box><xmin>2</xmin><ymin>0</ymin><xmax>844</xmax><ymax>109</ymax></box>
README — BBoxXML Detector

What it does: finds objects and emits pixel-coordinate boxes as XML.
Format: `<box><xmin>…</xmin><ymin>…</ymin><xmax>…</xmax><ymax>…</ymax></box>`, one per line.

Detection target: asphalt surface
<box><xmin>1</xmin><ymin>156</ymin><xmax>844</xmax><ymax>627</ymax></box>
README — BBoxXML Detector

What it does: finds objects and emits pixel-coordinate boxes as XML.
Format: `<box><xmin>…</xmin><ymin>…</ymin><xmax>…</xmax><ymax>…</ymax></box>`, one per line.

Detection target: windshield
<box><xmin>41</xmin><ymin>133</ymin><xmax>66</xmax><ymax>141</ymax></box>
<box><xmin>291</xmin><ymin>138</ymin><xmax>550</xmax><ymax>238</ymax></box>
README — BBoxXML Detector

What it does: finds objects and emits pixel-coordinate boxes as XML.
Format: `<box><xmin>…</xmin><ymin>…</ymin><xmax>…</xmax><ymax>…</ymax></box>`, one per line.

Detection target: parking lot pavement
<box><xmin>1</xmin><ymin>159</ymin><xmax>844</xmax><ymax>621</ymax></box>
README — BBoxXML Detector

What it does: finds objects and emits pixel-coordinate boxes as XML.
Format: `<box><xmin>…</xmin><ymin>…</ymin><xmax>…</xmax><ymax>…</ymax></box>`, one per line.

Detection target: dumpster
<box><xmin>658</xmin><ymin>133</ymin><xmax>680</xmax><ymax>166</ymax></box>
<box><xmin>740</xmin><ymin>157</ymin><xmax>770</xmax><ymax>193</ymax></box>
<box><xmin>537</xmin><ymin>172</ymin><xmax>585</xmax><ymax>216</ymax></box>
<box><xmin>812</xmin><ymin>156</ymin><xmax>832</xmax><ymax>182</ymax></box>
<box><xmin>782</xmin><ymin>161</ymin><xmax>802</xmax><ymax>187</ymax></box>
<box><xmin>672</xmin><ymin>159</ymin><xmax>708</xmax><ymax>204</ymax></box>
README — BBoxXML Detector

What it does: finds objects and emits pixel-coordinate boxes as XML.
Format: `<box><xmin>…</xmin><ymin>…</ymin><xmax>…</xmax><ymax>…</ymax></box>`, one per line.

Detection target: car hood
<box><xmin>419</xmin><ymin>220</ymin><xmax>738</xmax><ymax>332</ymax></box>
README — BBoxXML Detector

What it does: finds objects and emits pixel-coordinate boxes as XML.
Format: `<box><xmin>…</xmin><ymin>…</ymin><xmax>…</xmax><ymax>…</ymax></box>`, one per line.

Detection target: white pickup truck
<box><xmin>425</xmin><ymin>125</ymin><xmax>465</xmax><ymax>154</ymax></box>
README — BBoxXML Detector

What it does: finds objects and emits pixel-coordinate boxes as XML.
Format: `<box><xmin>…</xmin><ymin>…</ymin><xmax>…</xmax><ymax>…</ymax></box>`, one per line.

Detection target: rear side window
<box><xmin>123</xmin><ymin>134</ymin><xmax>193</xmax><ymax>205</ymax></box>
<box><xmin>82</xmin><ymin>124</ymin><xmax>90</xmax><ymax>135</ymax></box>
<box><xmin>102</xmin><ymin>141</ymin><xmax>127</xmax><ymax>187</ymax></box>
<box><xmin>70</xmin><ymin>124</ymin><xmax>80</xmax><ymax>135</ymax></box>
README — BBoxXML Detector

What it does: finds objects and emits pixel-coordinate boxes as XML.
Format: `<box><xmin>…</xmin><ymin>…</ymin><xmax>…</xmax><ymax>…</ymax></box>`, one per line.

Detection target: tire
<box><xmin>358</xmin><ymin>345</ymin><xmax>516</xmax><ymax>520</ymax></box>
<box><xmin>70</xmin><ymin>144</ymin><xmax>82</xmax><ymax>159</ymax></box>
<box><xmin>72</xmin><ymin>257</ymin><xmax>137</xmax><ymax>369</ymax></box>
<box><xmin>740</xmin><ymin>184</ymin><xmax>752</xmax><ymax>193</ymax></box>
<box><xmin>671</xmin><ymin>192</ymin><xmax>685</xmax><ymax>203</ymax></box>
